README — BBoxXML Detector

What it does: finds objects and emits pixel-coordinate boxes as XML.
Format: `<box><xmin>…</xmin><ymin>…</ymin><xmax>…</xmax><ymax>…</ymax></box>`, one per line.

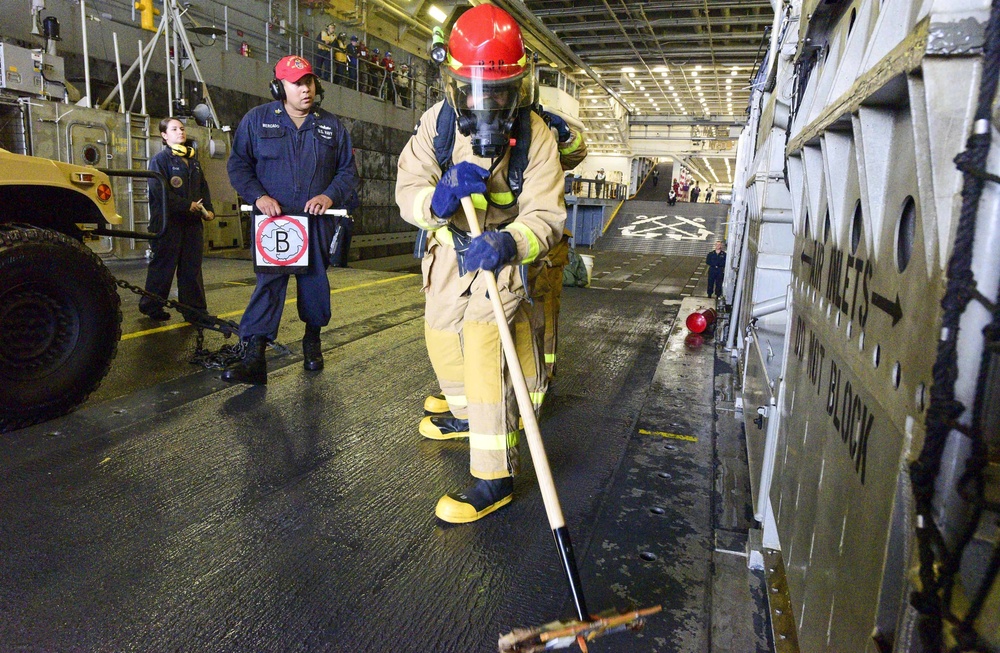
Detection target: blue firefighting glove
<box><xmin>431</xmin><ymin>161</ymin><xmax>489</xmax><ymax>219</ymax></box>
<box><xmin>541</xmin><ymin>110</ymin><xmax>571</xmax><ymax>143</ymax></box>
<box><xmin>465</xmin><ymin>230</ymin><xmax>518</xmax><ymax>276</ymax></box>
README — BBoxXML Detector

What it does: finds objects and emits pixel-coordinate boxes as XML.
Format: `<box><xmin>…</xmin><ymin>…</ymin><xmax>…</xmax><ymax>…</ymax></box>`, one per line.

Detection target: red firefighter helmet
<box><xmin>442</xmin><ymin>4</ymin><xmax>534</xmax><ymax>156</ymax></box>
<box><xmin>446</xmin><ymin>4</ymin><xmax>527</xmax><ymax>83</ymax></box>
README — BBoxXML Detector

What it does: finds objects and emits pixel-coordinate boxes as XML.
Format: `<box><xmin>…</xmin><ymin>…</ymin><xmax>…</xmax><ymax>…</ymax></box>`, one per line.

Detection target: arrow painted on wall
<box><xmin>871</xmin><ymin>291</ymin><xmax>903</xmax><ymax>326</ymax></box>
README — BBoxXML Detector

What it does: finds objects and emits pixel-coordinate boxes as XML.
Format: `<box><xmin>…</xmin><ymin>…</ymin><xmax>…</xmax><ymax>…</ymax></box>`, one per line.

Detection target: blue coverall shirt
<box><xmin>227</xmin><ymin>101</ymin><xmax>358</xmax><ymax>213</ymax></box>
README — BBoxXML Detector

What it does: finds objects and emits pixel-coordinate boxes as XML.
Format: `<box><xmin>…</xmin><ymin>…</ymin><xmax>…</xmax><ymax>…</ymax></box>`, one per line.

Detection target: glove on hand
<box><xmin>465</xmin><ymin>230</ymin><xmax>518</xmax><ymax>276</ymax></box>
<box><xmin>431</xmin><ymin>161</ymin><xmax>489</xmax><ymax>219</ymax></box>
<box><xmin>541</xmin><ymin>111</ymin><xmax>572</xmax><ymax>143</ymax></box>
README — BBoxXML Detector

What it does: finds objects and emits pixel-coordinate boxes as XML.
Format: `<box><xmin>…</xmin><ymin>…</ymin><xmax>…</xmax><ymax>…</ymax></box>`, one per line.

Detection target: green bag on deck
<box><xmin>563</xmin><ymin>249</ymin><xmax>589</xmax><ymax>287</ymax></box>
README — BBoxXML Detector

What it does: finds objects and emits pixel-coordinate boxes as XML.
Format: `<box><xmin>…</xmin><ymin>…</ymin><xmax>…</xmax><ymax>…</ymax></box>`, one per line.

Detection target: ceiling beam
<box><xmin>548</xmin><ymin>15</ymin><xmax>775</xmax><ymax>34</ymax></box>
<box><xmin>530</xmin><ymin>1</ymin><xmax>771</xmax><ymax>17</ymax></box>
<box><xmin>561</xmin><ymin>31</ymin><xmax>764</xmax><ymax>47</ymax></box>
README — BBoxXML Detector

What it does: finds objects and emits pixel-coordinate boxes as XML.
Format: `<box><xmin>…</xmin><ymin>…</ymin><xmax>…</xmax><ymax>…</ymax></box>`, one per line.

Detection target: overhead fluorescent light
<box><xmin>428</xmin><ymin>5</ymin><xmax>447</xmax><ymax>23</ymax></box>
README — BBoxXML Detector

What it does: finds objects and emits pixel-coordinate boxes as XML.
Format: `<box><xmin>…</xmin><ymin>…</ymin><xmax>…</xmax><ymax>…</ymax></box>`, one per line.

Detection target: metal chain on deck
<box><xmin>112</xmin><ymin>276</ymin><xmax>291</xmax><ymax>369</ymax></box>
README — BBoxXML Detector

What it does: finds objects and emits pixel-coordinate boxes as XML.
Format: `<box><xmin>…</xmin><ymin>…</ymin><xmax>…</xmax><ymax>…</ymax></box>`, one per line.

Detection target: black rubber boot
<box><xmin>303</xmin><ymin>324</ymin><xmax>323</xmax><ymax>371</ymax></box>
<box><xmin>435</xmin><ymin>477</ymin><xmax>514</xmax><ymax>523</ymax></box>
<box><xmin>221</xmin><ymin>335</ymin><xmax>268</xmax><ymax>385</ymax></box>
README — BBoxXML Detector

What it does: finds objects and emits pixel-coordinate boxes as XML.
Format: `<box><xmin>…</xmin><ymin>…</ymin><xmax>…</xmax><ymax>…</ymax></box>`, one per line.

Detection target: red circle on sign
<box><xmin>255</xmin><ymin>215</ymin><xmax>309</xmax><ymax>266</ymax></box>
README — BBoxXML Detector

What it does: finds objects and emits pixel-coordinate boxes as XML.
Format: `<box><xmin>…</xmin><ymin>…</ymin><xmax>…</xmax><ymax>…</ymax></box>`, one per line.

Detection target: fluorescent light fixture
<box><xmin>428</xmin><ymin>5</ymin><xmax>447</xmax><ymax>23</ymax></box>
<box><xmin>621</xmin><ymin>66</ymin><xmax>636</xmax><ymax>73</ymax></box>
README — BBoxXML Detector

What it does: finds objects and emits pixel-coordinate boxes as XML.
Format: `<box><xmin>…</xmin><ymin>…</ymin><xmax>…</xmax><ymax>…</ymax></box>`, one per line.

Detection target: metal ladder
<box><xmin>126</xmin><ymin>112</ymin><xmax>151</xmax><ymax>253</ymax></box>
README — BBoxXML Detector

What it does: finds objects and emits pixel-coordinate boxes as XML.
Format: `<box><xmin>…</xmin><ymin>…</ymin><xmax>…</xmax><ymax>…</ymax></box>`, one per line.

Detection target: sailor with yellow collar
<box><xmin>139</xmin><ymin>117</ymin><xmax>214</xmax><ymax>323</ymax></box>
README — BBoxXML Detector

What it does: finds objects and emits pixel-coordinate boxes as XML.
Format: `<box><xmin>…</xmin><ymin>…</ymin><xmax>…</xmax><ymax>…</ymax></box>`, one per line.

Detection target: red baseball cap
<box><xmin>275</xmin><ymin>55</ymin><xmax>314</xmax><ymax>83</ymax></box>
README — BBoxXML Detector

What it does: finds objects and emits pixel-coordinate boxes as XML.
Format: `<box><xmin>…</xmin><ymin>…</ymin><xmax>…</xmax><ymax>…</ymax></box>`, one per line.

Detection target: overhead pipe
<box><xmin>112</xmin><ymin>33</ymin><xmax>125</xmax><ymax>113</ymax></box>
<box><xmin>750</xmin><ymin>294</ymin><xmax>787</xmax><ymax>319</ymax></box>
<box><xmin>80</xmin><ymin>0</ymin><xmax>92</xmax><ymax>107</ymax></box>
<box><xmin>370</xmin><ymin>0</ymin><xmax>432</xmax><ymax>35</ymax></box>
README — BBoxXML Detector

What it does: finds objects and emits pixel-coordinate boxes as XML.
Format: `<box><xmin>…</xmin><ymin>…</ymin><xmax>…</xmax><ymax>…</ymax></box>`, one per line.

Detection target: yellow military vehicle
<box><xmin>0</xmin><ymin>148</ymin><xmax>165</xmax><ymax>432</ymax></box>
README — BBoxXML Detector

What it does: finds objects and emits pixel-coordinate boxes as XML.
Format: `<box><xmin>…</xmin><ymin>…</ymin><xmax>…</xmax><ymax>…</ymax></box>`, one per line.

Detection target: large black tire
<box><xmin>0</xmin><ymin>227</ymin><xmax>122</xmax><ymax>432</ymax></box>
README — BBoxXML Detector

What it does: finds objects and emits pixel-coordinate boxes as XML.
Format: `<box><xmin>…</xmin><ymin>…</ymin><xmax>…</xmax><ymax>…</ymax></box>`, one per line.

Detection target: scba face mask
<box><xmin>441</xmin><ymin>4</ymin><xmax>534</xmax><ymax>159</ymax></box>
<box><xmin>444</xmin><ymin>75</ymin><xmax>531</xmax><ymax>158</ymax></box>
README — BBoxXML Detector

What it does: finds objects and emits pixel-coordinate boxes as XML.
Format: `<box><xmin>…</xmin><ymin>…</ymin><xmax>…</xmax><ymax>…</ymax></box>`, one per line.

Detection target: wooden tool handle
<box><xmin>461</xmin><ymin>196</ymin><xmax>565</xmax><ymax>530</ymax></box>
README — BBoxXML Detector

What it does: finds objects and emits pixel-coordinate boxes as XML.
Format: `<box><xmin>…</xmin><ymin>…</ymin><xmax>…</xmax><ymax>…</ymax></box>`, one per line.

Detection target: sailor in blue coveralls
<box><xmin>140</xmin><ymin>117</ymin><xmax>214</xmax><ymax>323</ymax></box>
<box><xmin>224</xmin><ymin>55</ymin><xmax>359</xmax><ymax>385</ymax></box>
<box><xmin>706</xmin><ymin>239</ymin><xmax>726</xmax><ymax>299</ymax></box>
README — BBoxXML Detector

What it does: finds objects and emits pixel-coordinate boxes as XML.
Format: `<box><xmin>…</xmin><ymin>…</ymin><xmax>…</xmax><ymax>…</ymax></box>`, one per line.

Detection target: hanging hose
<box><xmin>908</xmin><ymin>1</ymin><xmax>1000</xmax><ymax>650</ymax></box>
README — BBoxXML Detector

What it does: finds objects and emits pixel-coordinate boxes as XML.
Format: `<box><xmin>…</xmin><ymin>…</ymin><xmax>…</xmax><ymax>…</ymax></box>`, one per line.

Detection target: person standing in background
<box><xmin>706</xmin><ymin>240</ymin><xmax>726</xmax><ymax>299</ymax></box>
<box><xmin>652</xmin><ymin>168</ymin><xmax>659</xmax><ymax>187</ymax></box>
<box><xmin>396</xmin><ymin>63</ymin><xmax>411</xmax><ymax>107</ymax></box>
<box><xmin>706</xmin><ymin>186</ymin><xmax>713</xmax><ymax>203</ymax></box>
<box><xmin>357</xmin><ymin>41</ymin><xmax>371</xmax><ymax>94</ymax></box>
<box><xmin>594</xmin><ymin>168</ymin><xmax>605</xmax><ymax>198</ymax></box>
<box><xmin>317</xmin><ymin>24</ymin><xmax>335</xmax><ymax>82</ymax></box>
<box><xmin>333</xmin><ymin>32</ymin><xmax>349</xmax><ymax>86</ymax></box>
<box><xmin>140</xmin><ymin>118</ymin><xmax>215</xmax><ymax>324</ymax></box>
<box><xmin>381</xmin><ymin>50</ymin><xmax>396</xmax><ymax>103</ymax></box>
<box><xmin>691</xmin><ymin>183</ymin><xmax>701</xmax><ymax>203</ymax></box>
<box><xmin>223</xmin><ymin>55</ymin><xmax>360</xmax><ymax>385</ymax></box>
<box><xmin>369</xmin><ymin>47</ymin><xmax>382</xmax><ymax>97</ymax></box>
<box><xmin>346</xmin><ymin>35</ymin><xmax>359</xmax><ymax>91</ymax></box>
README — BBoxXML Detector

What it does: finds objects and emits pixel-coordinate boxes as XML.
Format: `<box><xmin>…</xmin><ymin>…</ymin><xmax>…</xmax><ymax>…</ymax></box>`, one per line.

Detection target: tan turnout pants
<box><xmin>422</xmin><ymin>238</ymin><xmax>546</xmax><ymax>480</ymax></box>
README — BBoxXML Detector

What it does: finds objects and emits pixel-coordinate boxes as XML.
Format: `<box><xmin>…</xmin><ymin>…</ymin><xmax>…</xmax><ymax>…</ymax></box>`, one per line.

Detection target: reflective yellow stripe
<box><xmin>413</xmin><ymin>187</ymin><xmax>442</xmax><ymax>230</ymax></box>
<box><xmin>559</xmin><ymin>131</ymin><xmax>583</xmax><ymax>155</ymax></box>
<box><xmin>505</xmin><ymin>222</ymin><xmax>541</xmax><ymax>264</ymax></box>
<box><xmin>432</xmin><ymin>227</ymin><xmax>455</xmax><ymax>247</ymax></box>
<box><xmin>530</xmin><ymin>392</ymin><xmax>546</xmax><ymax>405</ymax></box>
<box><xmin>469</xmin><ymin>431</ymin><xmax>520</xmax><ymax>451</ymax></box>
<box><xmin>471</xmin><ymin>192</ymin><xmax>515</xmax><ymax>210</ymax></box>
<box><xmin>490</xmin><ymin>191</ymin><xmax>515</xmax><ymax>206</ymax></box>
<box><xmin>444</xmin><ymin>393</ymin><xmax>467</xmax><ymax>407</ymax></box>
<box><xmin>544</xmin><ymin>353</ymin><xmax>556</xmax><ymax>363</ymax></box>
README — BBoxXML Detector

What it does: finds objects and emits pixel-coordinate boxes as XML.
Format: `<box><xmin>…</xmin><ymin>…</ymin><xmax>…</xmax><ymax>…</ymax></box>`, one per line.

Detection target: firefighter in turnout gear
<box><xmin>424</xmin><ymin>111</ymin><xmax>586</xmax><ymax>404</ymax></box>
<box><xmin>395</xmin><ymin>4</ymin><xmax>566</xmax><ymax>523</ymax></box>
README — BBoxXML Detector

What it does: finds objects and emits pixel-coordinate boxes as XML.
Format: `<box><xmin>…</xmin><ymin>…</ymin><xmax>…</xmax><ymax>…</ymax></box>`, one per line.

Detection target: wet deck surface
<box><xmin>1</xmin><ymin>195</ymin><xmax>769</xmax><ymax>652</ymax></box>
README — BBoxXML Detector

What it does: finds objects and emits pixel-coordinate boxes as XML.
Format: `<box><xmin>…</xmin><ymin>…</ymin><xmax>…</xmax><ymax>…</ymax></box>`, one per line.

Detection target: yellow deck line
<box><xmin>120</xmin><ymin>273</ymin><xmax>417</xmax><ymax>341</ymax></box>
<box><xmin>639</xmin><ymin>428</ymin><xmax>698</xmax><ymax>442</ymax></box>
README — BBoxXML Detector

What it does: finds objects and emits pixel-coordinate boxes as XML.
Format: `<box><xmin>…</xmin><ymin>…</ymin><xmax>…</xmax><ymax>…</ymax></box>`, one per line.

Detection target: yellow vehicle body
<box><xmin>0</xmin><ymin>147</ymin><xmax>121</xmax><ymax>233</ymax></box>
<box><xmin>0</xmin><ymin>149</ymin><xmax>127</xmax><ymax>432</ymax></box>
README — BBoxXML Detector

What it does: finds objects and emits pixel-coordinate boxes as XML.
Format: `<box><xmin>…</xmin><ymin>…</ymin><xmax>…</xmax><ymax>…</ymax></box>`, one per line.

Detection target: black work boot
<box><xmin>302</xmin><ymin>324</ymin><xmax>323</xmax><ymax>371</ymax></box>
<box><xmin>435</xmin><ymin>476</ymin><xmax>514</xmax><ymax>523</ymax></box>
<box><xmin>221</xmin><ymin>335</ymin><xmax>268</xmax><ymax>385</ymax></box>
